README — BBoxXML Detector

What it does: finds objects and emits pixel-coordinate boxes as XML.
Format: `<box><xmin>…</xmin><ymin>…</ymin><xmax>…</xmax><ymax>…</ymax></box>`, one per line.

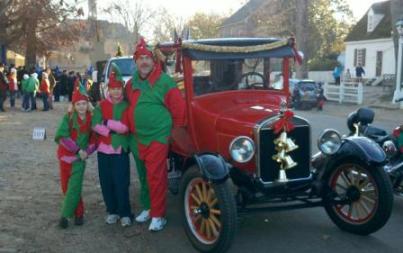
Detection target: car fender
<box><xmin>315</xmin><ymin>136</ymin><xmax>386</xmax><ymax>181</ymax></box>
<box><xmin>193</xmin><ymin>153</ymin><xmax>230</xmax><ymax>183</ymax></box>
<box><xmin>335</xmin><ymin>136</ymin><xmax>386</xmax><ymax>165</ymax></box>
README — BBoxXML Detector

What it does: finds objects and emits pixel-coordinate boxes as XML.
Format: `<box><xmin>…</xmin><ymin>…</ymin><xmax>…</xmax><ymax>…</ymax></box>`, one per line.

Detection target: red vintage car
<box><xmin>157</xmin><ymin>38</ymin><xmax>393</xmax><ymax>253</ymax></box>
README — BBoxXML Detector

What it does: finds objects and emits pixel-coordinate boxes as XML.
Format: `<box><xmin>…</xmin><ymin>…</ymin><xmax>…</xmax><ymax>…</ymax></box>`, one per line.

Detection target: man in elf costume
<box><xmin>126</xmin><ymin>37</ymin><xmax>186</xmax><ymax>231</ymax></box>
<box><xmin>92</xmin><ymin>63</ymin><xmax>133</xmax><ymax>227</ymax></box>
<box><xmin>55</xmin><ymin>86</ymin><xmax>96</xmax><ymax>228</ymax></box>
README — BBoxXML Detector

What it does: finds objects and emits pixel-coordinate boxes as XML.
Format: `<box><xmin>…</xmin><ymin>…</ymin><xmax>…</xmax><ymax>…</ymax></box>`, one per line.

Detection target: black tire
<box><xmin>180</xmin><ymin>166</ymin><xmax>237</xmax><ymax>253</ymax></box>
<box><xmin>322</xmin><ymin>161</ymin><xmax>393</xmax><ymax>235</ymax></box>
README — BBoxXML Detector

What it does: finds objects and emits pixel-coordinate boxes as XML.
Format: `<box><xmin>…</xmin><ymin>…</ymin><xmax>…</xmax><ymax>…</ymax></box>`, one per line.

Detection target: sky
<box><xmin>76</xmin><ymin>0</ymin><xmax>388</xmax><ymax>37</ymax></box>
<box><xmin>345</xmin><ymin>0</ymin><xmax>386</xmax><ymax>20</ymax></box>
<box><xmin>85</xmin><ymin>0</ymin><xmax>386</xmax><ymax>21</ymax></box>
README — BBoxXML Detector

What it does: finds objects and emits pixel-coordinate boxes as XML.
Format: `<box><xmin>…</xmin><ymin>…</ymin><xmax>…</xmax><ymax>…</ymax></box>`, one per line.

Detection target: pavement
<box><xmin>0</xmin><ymin>100</ymin><xmax>402</xmax><ymax>253</ymax></box>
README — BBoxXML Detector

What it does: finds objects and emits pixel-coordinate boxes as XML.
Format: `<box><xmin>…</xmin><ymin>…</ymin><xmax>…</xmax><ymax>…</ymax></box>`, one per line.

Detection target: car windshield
<box><xmin>108</xmin><ymin>58</ymin><xmax>136</xmax><ymax>77</ymax></box>
<box><xmin>191</xmin><ymin>58</ymin><xmax>284</xmax><ymax>96</ymax></box>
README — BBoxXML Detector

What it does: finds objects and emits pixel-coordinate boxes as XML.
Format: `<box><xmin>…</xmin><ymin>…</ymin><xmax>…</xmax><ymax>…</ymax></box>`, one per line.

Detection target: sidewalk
<box><xmin>316</xmin><ymin>101</ymin><xmax>401</xmax><ymax>124</ymax></box>
<box><xmin>361</xmin><ymin>85</ymin><xmax>401</xmax><ymax>110</ymax></box>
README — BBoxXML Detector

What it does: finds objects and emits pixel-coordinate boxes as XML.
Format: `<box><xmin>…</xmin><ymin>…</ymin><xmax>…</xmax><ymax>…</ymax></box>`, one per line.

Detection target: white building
<box><xmin>344</xmin><ymin>0</ymin><xmax>395</xmax><ymax>79</ymax></box>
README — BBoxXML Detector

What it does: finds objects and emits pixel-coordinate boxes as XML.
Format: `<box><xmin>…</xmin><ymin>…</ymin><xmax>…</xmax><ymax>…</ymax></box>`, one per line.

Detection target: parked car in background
<box><xmin>99</xmin><ymin>56</ymin><xmax>136</xmax><ymax>98</ymax></box>
<box><xmin>290</xmin><ymin>79</ymin><xmax>320</xmax><ymax>109</ymax></box>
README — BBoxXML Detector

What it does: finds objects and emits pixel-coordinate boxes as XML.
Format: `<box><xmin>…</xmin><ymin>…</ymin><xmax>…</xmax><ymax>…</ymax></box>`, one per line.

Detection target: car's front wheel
<box><xmin>323</xmin><ymin>161</ymin><xmax>393</xmax><ymax>235</ymax></box>
<box><xmin>180</xmin><ymin>166</ymin><xmax>237</xmax><ymax>253</ymax></box>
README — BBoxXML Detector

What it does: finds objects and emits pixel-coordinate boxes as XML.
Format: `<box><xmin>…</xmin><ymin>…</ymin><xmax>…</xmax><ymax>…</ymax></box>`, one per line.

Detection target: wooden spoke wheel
<box><xmin>180</xmin><ymin>166</ymin><xmax>237</xmax><ymax>253</ymax></box>
<box><xmin>323</xmin><ymin>161</ymin><xmax>393</xmax><ymax>235</ymax></box>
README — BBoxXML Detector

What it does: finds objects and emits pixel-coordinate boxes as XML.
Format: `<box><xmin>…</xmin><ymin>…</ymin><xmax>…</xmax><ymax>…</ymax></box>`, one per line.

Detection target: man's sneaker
<box><xmin>105</xmin><ymin>214</ymin><xmax>119</xmax><ymax>224</ymax></box>
<box><xmin>74</xmin><ymin>216</ymin><xmax>84</xmax><ymax>226</ymax></box>
<box><xmin>59</xmin><ymin>217</ymin><xmax>68</xmax><ymax>229</ymax></box>
<box><xmin>148</xmin><ymin>217</ymin><xmax>167</xmax><ymax>232</ymax></box>
<box><xmin>135</xmin><ymin>210</ymin><xmax>150</xmax><ymax>223</ymax></box>
<box><xmin>120</xmin><ymin>217</ymin><xmax>132</xmax><ymax>227</ymax></box>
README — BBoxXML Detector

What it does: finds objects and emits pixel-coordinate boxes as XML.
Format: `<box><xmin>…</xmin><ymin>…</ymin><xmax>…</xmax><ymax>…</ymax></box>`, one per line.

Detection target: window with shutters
<box><xmin>354</xmin><ymin>48</ymin><xmax>366</xmax><ymax>66</ymax></box>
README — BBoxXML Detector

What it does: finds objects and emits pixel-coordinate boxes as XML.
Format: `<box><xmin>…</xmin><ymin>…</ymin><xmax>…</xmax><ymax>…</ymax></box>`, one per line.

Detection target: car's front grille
<box><xmin>257</xmin><ymin>117</ymin><xmax>311</xmax><ymax>183</ymax></box>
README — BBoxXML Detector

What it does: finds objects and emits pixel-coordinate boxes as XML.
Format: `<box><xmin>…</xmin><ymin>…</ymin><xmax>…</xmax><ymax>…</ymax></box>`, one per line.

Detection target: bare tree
<box><xmin>153</xmin><ymin>8</ymin><xmax>185</xmax><ymax>43</ymax></box>
<box><xmin>3</xmin><ymin>0</ymin><xmax>83</xmax><ymax>67</ymax></box>
<box><xmin>104</xmin><ymin>0</ymin><xmax>156</xmax><ymax>42</ymax></box>
<box><xmin>186</xmin><ymin>12</ymin><xmax>226</xmax><ymax>40</ymax></box>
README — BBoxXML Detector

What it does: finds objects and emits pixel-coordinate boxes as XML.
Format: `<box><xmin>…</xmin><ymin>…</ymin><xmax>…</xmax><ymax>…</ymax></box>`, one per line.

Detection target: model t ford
<box><xmin>156</xmin><ymin>38</ymin><xmax>393</xmax><ymax>253</ymax></box>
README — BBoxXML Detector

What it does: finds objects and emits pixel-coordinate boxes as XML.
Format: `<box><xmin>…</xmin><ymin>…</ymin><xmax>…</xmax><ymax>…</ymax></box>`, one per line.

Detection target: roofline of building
<box><xmin>345</xmin><ymin>37</ymin><xmax>392</xmax><ymax>45</ymax></box>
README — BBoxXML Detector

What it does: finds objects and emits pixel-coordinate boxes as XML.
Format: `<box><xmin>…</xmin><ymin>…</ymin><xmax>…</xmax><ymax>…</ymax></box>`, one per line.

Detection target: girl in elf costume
<box><xmin>54</xmin><ymin>86</ymin><xmax>96</xmax><ymax>229</ymax></box>
<box><xmin>92</xmin><ymin>63</ymin><xmax>133</xmax><ymax>227</ymax></box>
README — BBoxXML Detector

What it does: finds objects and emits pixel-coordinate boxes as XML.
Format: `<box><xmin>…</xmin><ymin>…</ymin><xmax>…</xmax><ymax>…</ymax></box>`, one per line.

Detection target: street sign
<box><xmin>32</xmin><ymin>127</ymin><xmax>46</xmax><ymax>140</ymax></box>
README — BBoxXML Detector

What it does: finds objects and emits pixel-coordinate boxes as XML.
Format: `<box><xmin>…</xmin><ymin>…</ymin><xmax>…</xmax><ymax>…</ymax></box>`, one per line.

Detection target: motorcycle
<box><xmin>345</xmin><ymin>97</ymin><xmax>403</xmax><ymax>196</ymax></box>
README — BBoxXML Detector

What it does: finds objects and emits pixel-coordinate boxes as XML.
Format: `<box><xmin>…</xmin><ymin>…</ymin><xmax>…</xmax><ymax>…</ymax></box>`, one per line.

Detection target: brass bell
<box><xmin>283</xmin><ymin>155</ymin><xmax>297</xmax><ymax>169</ymax></box>
<box><xmin>272</xmin><ymin>149</ymin><xmax>285</xmax><ymax>163</ymax></box>
<box><xmin>274</xmin><ymin>132</ymin><xmax>288</xmax><ymax>146</ymax></box>
<box><xmin>285</xmin><ymin>138</ymin><xmax>298</xmax><ymax>152</ymax></box>
<box><xmin>277</xmin><ymin>169</ymin><xmax>288</xmax><ymax>182</ymax></box>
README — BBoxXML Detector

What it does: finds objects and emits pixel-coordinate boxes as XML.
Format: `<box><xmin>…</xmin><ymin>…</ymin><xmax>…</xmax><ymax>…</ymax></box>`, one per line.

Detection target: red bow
<box><xmin>273</xmin><ymin>110</ymin><xmax>295</xmax><ymax>134</ymax></box>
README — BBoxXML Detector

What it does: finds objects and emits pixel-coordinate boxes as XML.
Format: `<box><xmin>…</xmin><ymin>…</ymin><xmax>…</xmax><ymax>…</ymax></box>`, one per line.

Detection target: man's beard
<box><xmin>139</xmin><ymin>64</ymin><xmax>153</xmax><ymax>78</ymax></box>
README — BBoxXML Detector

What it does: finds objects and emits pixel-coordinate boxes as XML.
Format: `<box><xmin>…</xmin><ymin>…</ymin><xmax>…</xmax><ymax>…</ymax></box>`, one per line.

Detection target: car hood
<box><xmin>215</xmin><ymin>103</ymin><xmax>280</xmax><ymax>135</ymax></box>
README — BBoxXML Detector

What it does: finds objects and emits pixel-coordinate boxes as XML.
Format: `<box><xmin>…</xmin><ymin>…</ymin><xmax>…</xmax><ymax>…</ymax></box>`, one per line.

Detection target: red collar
<box><xmin>147</xmin><ymin>63</ymin><xmax>162</xmax><ymax>85</ymax></box>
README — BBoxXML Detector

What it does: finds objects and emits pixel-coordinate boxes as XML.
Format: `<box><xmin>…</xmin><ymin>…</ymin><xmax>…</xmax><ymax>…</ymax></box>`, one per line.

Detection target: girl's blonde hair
<box><xmin>67</xmin><ymin>100</ymin><xmax>93</xmax><ymax>114</ymax></box>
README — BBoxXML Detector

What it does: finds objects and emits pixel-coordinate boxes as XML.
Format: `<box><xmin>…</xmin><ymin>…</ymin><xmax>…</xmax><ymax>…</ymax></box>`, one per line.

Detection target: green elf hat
<box><xmin>108</xmin><ymin>62</ymin><xmax>124</xmax><ymax>88</ymax></box>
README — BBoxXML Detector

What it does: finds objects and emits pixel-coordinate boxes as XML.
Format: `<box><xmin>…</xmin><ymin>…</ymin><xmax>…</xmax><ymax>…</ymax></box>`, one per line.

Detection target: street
<box><xmin>0</xmin><ymin>102</ymin><xmax>402</xmax><ymax>253</ymax></box>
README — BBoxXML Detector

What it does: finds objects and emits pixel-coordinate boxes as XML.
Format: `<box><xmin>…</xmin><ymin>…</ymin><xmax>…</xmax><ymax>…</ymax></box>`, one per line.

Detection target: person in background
<box><xmin>45</xmin><ymin>67</ymin><xmax>56</xmax><ymax>109</ymax></box>
<box><xmin>67</xmin><ymin>71</ymin><xmax>75</xmax><ymax>102</ymax></box>
<box><xmin>344</xmin><ymin>68</ymin><xmax>352</xmax><ymax>82</ymax></box>
<box><xmin>24</xmin><ymin>73</ymin><xmax>38</xmax><ymax>112</ymax></box>
<box><xmin>0</xmin><ymin>63</ymin><xmax>9</xmax><ymax>112</ymax></box>
<box><xmin>332</xmin><ymin>63</ymin><xmax>342</xmax><ymax>85</ymax></box>
<box><xmin>355</xmin><ymin>63</ymin><xmax>365</xmax><ymax>82</ymax></box>
<box><xmin>59</xmin><ymin>70</ymin><xmax>68</xmax><ymax>102</ymax></box>
<box><xmin>21</xmin><ymin>74</ymin><xmax>30</xmax><ymax>111</ymax></box>
<box><xmin>74</xmin><ymin>72</ymin><xmax>82</xmax><ymax>90</ymax></box>
<box><xmin>316</xmin><ymin>82</ymin><xmax>327</xmax><ymax>111</ymax></box>
<box><xmin>8</xmin><ymin>68</ymin><xmax>18</xmax><ymax>109</ymax></box>
<box><xmin>31</xmin><ymin>72</ymin><xmax>39</xmax><ymax>110</ymax></box>
<box><xmin>39</xmin><ymin>72</ymin><xmax>50</xmax><ymax>111</ymax></box>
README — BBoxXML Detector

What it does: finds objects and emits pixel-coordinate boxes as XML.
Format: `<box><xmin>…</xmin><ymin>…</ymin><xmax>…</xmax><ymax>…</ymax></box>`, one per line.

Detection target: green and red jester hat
<box><xmin>72</xmin><ymin>84</ymin><xmax>89</xmax><ymax>104</ymax></box>
<box><xmin>108</xmin><ymin>62</ymin><xmax>124</xmax><ymax>89</ymax></box>
<box><xmin>133</xmin><ymin>37</ymin><xmax>154</xmax><ymax>60</ymax></box>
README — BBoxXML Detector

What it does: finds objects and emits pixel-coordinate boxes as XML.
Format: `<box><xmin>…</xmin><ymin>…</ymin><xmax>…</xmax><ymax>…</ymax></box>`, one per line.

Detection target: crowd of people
<box><xmin>0</xmin><ymin>63</ymin><xmax>99</xmax><ymax>112</ymax></box>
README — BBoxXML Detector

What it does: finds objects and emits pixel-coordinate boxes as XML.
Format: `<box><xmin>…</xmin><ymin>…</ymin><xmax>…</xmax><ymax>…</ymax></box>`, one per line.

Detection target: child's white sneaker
<box><xmin>120</xmin><ymin>217</ymin><xmax>132</xmax><ymax>227</ymax></box>
<box><xmin>105</xmin><ymin>214</ymin><xmax>119</xmax><ymax>224</ymax></box>
<box><xmin>148</xmin><ymin>217</ymin><xmax>167</xmax><ymax>232</ymax></box>
<box><xmin>135</xmin><ymin>210</ymin><xmax>150</xmax><ymax>223</ymax></box>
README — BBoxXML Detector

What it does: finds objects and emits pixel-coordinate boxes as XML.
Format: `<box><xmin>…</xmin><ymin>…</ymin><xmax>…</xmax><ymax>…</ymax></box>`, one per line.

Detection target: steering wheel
<box><xmin>239</xmin><ymin>72</ymin><xmax>266</xmax><ymax>89</ymax></box>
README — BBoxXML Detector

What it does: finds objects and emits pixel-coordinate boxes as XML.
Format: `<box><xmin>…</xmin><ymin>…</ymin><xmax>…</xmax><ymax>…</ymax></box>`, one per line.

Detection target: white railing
<box><xmin>324</xmin><ymin>82</ymin><xmax>363</xmax><ymax>105</ymax></box>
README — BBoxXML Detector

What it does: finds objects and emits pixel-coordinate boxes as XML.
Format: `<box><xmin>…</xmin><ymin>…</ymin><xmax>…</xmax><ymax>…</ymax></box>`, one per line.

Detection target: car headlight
<box><xmin>229</xmin><ymin>136</ymin><xmax>255</xmax><ymax>163</ymax></box>
<box><xmin>382</xmin><ymin>140</ymin><xmax>397</xmax><ymax>157</ymax></box>
<box><xmin>318</xmin><ymin>129</ymin><xmax>342</xmax><ymax>155</ymax></box>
